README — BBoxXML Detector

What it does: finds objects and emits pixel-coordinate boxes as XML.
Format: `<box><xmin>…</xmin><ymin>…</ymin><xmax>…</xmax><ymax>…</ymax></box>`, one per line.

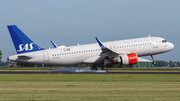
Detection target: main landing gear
<box><xmin>90</xmin><ymin>59</ymin><xmax>109</xmax><ymax>72</ymax></box>
<box><xmin>101</xmin><ymin>66</ymin><xmax>108</xmax><ymax>72</ymax></box>
<box><xmin>91</xmin><ymin>66</ymin><xmax>97</xmax><ymax>70</ymax></box>
<box><xmin>90</xmin><ymin>66</ymin><xmax>108</xmax><ymax>72</ymax></box>
<box><xmin>101</xmin><ymin>59</ymin><xmax>109</xmax><ymax>72</ymax></box>
<box><xmin>151</xmin><ymin>55</ymin><xmax>156</xmax><ymax>65</ymax></box>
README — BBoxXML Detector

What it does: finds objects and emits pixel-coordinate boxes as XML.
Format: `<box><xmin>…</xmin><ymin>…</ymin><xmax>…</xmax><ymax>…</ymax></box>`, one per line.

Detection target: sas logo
<box><xmin>17</xmin><ymin>43</ymin><xmax>34</xmax><ymax>52</ymax></box>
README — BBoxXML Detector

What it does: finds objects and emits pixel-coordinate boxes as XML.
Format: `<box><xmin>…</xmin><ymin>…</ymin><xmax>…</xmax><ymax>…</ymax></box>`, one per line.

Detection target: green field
<box><xmin>0</xmin><ymin>74</ymin><xmax>180</xmax><ymax>101</ymax></box>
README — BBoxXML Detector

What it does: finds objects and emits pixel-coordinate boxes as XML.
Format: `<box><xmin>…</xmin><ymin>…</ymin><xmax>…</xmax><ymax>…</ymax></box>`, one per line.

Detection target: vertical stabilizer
<box><xmin>7</xmin><ymin>25</ymin><xmax>44</xmax><ymax>54</ymax></box>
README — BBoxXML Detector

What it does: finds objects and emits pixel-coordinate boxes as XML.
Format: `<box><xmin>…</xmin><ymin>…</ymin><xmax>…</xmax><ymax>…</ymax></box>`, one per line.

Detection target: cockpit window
<box><xmin>162</xmin><ymin>40</ymin><xmax>167</xmax><ymax>43</ymax></box>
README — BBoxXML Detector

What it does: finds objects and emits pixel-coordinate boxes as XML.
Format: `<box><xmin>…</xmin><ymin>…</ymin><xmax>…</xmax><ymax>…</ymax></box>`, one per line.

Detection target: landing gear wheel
<box><xmin>152</xmin><ymin>61</ymin><xmax>156</xmax><ymax>65</ymax></box>
<box><xmin>104</xmin><ymin>67</ymin><xmax>108</xmax><ymax>72</ymax></box>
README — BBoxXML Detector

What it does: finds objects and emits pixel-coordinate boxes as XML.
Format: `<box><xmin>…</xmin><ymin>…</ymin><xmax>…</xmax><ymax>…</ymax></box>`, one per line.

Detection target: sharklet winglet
<box><xmin>51</xmin><ymin>41</ymin><xmax>58</xmax><ymax>48</ymax></box>
<box><xmin>95</xmin><ymin>37</ymin><xmax>104</xmax><ymax>48</ymax></box>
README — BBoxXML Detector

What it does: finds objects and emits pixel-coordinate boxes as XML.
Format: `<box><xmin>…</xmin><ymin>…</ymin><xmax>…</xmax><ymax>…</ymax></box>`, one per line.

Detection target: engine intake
<box><xmin>117</xmin><ymin>53</ymin><xmax>138</xmax><ymax>66</ymax></box>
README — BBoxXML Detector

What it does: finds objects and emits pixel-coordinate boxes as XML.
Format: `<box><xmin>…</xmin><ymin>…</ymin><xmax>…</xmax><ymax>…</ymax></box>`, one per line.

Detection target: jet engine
<box><xmin>117</xmin><ymin>53</ymin><xmax>138</xmax><ymax>66</ymax></box>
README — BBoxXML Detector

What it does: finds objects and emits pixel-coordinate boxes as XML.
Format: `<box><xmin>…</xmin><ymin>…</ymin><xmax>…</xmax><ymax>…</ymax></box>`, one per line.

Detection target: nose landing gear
<box><xmin>151</xmin><ymin>55</ymin><xmax>156</xmax><ymax>65</ymax></box>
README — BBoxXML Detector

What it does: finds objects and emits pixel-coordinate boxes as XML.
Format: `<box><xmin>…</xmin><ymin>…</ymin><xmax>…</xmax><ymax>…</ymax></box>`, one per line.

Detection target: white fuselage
<box><xmin>8</xmin><ymin>37</ymin><xmax>174</xmax><ymax>65</ymax></box>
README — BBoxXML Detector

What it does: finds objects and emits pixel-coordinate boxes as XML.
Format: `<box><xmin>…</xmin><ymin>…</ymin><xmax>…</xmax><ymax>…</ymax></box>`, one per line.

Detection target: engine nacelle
<box><xmin>117</xmin><ymin>53</ymin><xmax>138</xmax><ymax>66</ymax></box>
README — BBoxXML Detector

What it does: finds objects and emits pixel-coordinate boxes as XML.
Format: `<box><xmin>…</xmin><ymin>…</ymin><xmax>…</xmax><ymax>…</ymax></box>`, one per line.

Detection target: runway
<box><xmin>0</xmin><ymin>71</ymin><xmax>180</xmax><ymax>74</ymax></box>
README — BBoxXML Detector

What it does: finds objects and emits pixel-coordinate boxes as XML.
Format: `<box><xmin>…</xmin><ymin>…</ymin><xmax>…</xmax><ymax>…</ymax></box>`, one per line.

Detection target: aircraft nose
<box><xmin>168</xmin><ymin>42</ymin><xmax>174</xmax><ymax>50</ymax></box>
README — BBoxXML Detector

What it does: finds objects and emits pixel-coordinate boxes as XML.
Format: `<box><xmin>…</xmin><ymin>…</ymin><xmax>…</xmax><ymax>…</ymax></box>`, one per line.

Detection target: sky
<box><xmin>0</xmin><ymin>0</ymin><xmax>180</xmax><ymax>62</ymax></box>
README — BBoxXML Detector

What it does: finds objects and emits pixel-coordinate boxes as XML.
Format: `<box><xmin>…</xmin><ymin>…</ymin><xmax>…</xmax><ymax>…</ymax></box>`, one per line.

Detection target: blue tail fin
<box><xmin>7</xmin><ymin>25</ymin><xmax>44</xmax><ymax>54</ymax></box>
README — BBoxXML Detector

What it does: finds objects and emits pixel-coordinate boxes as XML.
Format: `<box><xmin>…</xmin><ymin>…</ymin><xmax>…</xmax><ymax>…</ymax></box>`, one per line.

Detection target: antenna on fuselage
<box><xmin>148</xmin><ymin>35</ymin><xmax>151</xmax><ymax>37</ymax></box>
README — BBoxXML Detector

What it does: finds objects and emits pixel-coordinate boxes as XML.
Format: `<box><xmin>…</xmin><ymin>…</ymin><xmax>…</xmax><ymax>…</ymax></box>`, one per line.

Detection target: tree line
<box><xmin>154</xmin><ymin>60</ymin><xmax>180</xmax><ymax>67</ymax></box>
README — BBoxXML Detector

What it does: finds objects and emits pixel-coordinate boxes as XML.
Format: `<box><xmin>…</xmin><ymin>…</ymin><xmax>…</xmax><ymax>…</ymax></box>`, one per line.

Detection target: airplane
<box><xmin>7</xmin><ymin>25</ymin><xmax>174</xmax><ymax>72</ymax></box>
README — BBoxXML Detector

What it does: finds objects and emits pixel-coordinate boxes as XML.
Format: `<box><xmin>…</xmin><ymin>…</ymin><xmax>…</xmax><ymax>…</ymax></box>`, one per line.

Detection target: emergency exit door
<box><xmin>43</xmin><ymin>51</ymin><xmax>49</xmax><ymax>62</ymax></box>
<box><xmin>152</xmin><ymin>38</ymin><xmax>158</xmax><ymax>48</ymax></box>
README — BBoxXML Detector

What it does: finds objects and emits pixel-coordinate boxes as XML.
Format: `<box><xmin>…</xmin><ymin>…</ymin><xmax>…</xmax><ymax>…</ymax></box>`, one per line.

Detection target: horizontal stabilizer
<box><xmin>18</xmin><ymin>55</ymin><xmax>33</xmax><ymax>59</ymax></box>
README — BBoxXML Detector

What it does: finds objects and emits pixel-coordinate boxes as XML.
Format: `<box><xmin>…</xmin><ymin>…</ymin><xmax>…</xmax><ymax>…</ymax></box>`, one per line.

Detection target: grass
<box><xmin>0</xmin><ymin>74</ymin><xmax>180</xmax><ymax>101</ymax></box>
<box><xmin>108</xmin><ymin>68</ymin><xmax>180</xmax><ymax>72</ymax></box>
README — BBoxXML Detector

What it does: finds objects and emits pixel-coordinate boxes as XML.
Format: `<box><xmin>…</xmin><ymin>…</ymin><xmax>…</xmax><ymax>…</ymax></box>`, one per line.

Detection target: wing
<box><xmin>83</xmin><ymin>37</ymin><xmax>136</xmax><ymax>64</ymax></box>
<box><xmin>95</xmin><ymin>37</ymin><xmax>120</xmax><ymax>61</ymax></box>
<box><xmin>138</xmin><ymin>57</ymin><xmax>152</xmax><ymax>62</ymax></box>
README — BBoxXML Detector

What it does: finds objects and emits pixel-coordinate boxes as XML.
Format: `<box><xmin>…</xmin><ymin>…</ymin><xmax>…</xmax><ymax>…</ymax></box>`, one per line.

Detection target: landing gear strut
<box><xmin>101</xmin><ymin>66</ymin><xmax>108</xmax><ymax>72</ymax></box>
<box><xmin>151</xmin><ymin>55</ymin><xmax>156</xmax><ymax>65</ymax></box>
<box><xmin>101</xmin><ymin>59</ymin><xmax>109</xmax><ymax>72</ymax></box>
<box><xmin>104</xmin><ymin>67</ymin><xmax>108</xmax><ymax>72</ymax></box>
